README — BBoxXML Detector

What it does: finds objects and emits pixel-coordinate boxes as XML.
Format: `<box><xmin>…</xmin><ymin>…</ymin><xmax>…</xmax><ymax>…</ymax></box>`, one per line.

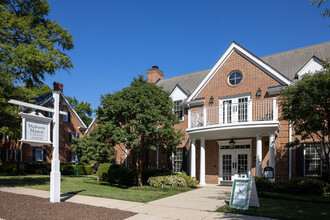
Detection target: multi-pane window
<box><xmin>34</xmin><ymin>149</ymin><xmax>43</xmax><ymax>162</ymax></box>
<box><xmin>14</xmin><ymin>149</ymin><xmax>19</xmax><ymax>161</ymax></box>
<box><xmin>174</xmin><ymin>101</ymin><xmax>183</xmax><ymax>120</ymax></box>
<box><xmin>45</xmin><ymin>111</ymin><xmax>53</xmax><ymax>118</ymax></box>
<box><xmin>63</xmin><ymin>111</ymin><xmax>69</xmax><ymax>122</ymax></box>
<box><xmin>173</xmin><ymin>148</ymin><xmax>183</xmax><ymax>173</ymax></box>
<box><xmin>69</xmin><ymin>132</ymin><xmax>80</xmax><ymax>143</ymax></box>
<box><xmin>222</xmin><ymin>100</ymin><xmax>232</xmax><ymax>123</ymax></box>
<box><xmin>71</xmin><ymin>151</ymin><xmax>78</xmax><ymax>162</ymax></box>
<box><xmin>228</xmin><ymin>72</ymin><xmax>242</xmax><ymax>85</ymax></box>
<box><xmin>6</xmin><ymin>149</ymin><xmax>11</xmax><ymax>161</ymax></box>
<box><xmin>238</xmin><ymin>98</ymin><xmax>248</xmax><ymax>122</ymax></box>
<box><xmin>305</xmin><ymin>143</ymin><xmax>322</xmax><ymax>176</ymax></box>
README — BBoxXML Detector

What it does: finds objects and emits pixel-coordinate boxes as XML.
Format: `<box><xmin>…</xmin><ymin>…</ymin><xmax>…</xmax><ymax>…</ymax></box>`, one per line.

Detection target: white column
<box><xmin>256</xmin><ymin>134</ymin><xmax>262</xmax><ymax>177</ymax></box>
<box><xmin>203</xmin><ymin>107</ymin><xmax>207</xmax><ymax>126</ymax></box>
<box><xmin>289</xmin><ymin>121</ymin><xmax>292</xmax><ymax>179</ymax></box>
<box><xmin>188</xmin><ymin>109</ymin><xmax>191</xmax><ymax>128</ymax></box>
<box><xmin>190</xmin><ymin>138</ymin><xmax>196</xmax><ymax>178</ymax></box>
<box><xmin>273</xmin><ymin>98</ymin><xmax>278</xmax><ymax>121</ymax></box>
<box><xmin>200</xmin><ymin>138</ymin><xmax>206</xmax><ymax>185</ymax></box>
<box><xmin>50</xmin><ymin>91</ymin><xmax>61</xmax><ymax>203</ymax></box>
<box><xmin>269</xmin><ymin>134</ymin><xmax>275</xmax><ymax>171</ymax></box>
<box><xmin>248</xmin><ymin>99</ymin><xmax>252</xmax><ymax>122</ymax></box>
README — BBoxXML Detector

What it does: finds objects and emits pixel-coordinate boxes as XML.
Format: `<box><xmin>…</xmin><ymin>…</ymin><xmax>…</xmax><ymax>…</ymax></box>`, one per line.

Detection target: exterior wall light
<box><xmin>229</xmin><ymin>138</ymin><xmax>235</xmax><ymax>148</ymax></box>
<box><xmin>209</xmin><ymin>96</ymin><xmax>214</xmax><ymax>104</ymax></box>
<box><xmin>256</xmin><ymin>88</ymin><xmax>262</xmax><ymax>97</ymax></box>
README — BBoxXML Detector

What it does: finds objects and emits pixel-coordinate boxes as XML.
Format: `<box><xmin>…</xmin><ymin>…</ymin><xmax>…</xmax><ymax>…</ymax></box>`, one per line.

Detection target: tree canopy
<box><xmin>66</xmin><ymin>96</ymin><xmax>93</xmax><ymax>126</ymax></box>
<box><xmin>97</xmin><ymin>76</ymin><xmax>184</xmax><ymax>186</ymax></box>
<box><xmin>280</xmin><ymin>64</ymin><xmax>330</xmax><ymax>178</ymax></box>
<box><xmin>311</xmin><ymin>0</ymin><xmax>330</xmax><ymax>18</ymax></box>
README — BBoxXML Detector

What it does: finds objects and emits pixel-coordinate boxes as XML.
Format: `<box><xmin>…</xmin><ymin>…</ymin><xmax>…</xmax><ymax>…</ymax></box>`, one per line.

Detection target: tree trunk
<box><xmin>135</xmin><ymin>149</ymin><xmax>145</xmax><ymax>186</ymax></box>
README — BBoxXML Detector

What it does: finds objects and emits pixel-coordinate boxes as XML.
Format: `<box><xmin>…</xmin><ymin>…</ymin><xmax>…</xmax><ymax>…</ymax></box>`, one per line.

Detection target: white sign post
<box><xmin>9</xmin><ymin>91</ymin><xmax>64</xmax><ymax>203</ymax></box>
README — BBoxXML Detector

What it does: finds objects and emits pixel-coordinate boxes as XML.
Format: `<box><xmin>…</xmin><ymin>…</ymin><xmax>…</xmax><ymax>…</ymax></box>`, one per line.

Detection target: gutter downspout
<box><xmin>289</xmin><ymin>121</ymin><xmax>292</xmax><ymax>179</ymax></box>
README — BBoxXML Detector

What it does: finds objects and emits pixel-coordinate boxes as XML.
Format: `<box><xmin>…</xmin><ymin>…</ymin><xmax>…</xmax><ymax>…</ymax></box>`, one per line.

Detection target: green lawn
<box><xmin>217</xmin><ymin>192</ymin><xmax>330</xmax><ymax>220</ymax></box>
<box><xmin>0</xmin><ymin>175</ymin><xmax>189</xmax><ymax>203</ymax></box>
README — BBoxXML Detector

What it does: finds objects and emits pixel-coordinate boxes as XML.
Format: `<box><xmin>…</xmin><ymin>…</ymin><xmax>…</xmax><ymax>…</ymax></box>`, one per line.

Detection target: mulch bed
<box><xmin>0</xmin><ymin>191</ymin><xmax>136</xmax><ymax>220</ymax></box>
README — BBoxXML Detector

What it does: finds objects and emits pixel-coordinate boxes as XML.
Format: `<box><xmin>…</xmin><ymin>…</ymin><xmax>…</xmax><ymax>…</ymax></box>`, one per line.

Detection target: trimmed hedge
<box><xmin>142</xmin><ymin>168</ymin><xmax>172</xmax><ymax>185</ymax></box>
<box><xmin>148</xmin><ymin>175</ymin><xmax>187</xmax><ymax>187</ymax></box>
<box><xmin>97</xmin><ymin>163</ymin><xmax>112</xmax><ymax>181</ymax></box>
<box><xmin>255</xmin><ymin>176</ymin><xmax>330</xmax><ymax>196</ymax></box>
<box><xmin>107</xmin><ymin>164</ymin><xmax>136</xmax><ymax>186</ymax></box>
<box><xmin>176</xmin><ymin>173</ymin><xmax>199</xmax><ymax>188</ymax></box>
<box><xmin>61</xmin><ymin>164</ymin><xmax>92</xmax><ymax>175</ymax></box>
<box><xmin>0</xmin><ymin>164</ymin><xmax>19</xmax><ymax>175</ymax></box>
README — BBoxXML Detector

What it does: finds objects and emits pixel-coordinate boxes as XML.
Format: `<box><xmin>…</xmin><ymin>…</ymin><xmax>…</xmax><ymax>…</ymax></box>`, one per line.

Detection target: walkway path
<box><xmin>0</xmin><ymin>185</ymin><xmax>271</xmax><ymax>220</ymax></box>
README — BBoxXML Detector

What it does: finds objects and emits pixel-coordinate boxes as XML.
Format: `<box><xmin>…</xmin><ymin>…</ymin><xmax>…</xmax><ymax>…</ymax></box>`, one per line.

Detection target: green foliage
<box><xmin>107</xmin><ymin>164</ymin><xmax>136</xmax><ymax>186</ymax></box>
<box><xmin>97</xmin><ymin>163</ymin><xmax>112</xmax><ymax>181</ymax></box>
<box><xmin>311</xmin><ymin>0</ymin><xmax>330</xmax><ymax>18</ymax></box>
<box><xmin>147</xmin><ymin>175</ymin><xmax>187</xmax><ymax>188</ymax></box>
<box><xmin>142</xmin><ymin>168</ymin><xmax>172</xmax><ymax>185</ymax></box>
<box><xmin>0</xmin><ymin>164</ymin><xmax>19</xmax><ymax>175</ymax></box>
<box><xmin>61</xmin><ymin>164</ymin><xmax>92</xmax><ymax>175</ymax></box>
<box><xmin>0</xmin><ymin>0</ymin><xmax>74</xmax><ymax>87</ymax></box>
<box><xmin>255</xmin><ymin>176</ymin><xmax>330</xmax><ymax>196</ymax></box>
<box><xmin>66</xmin><ymin>96</ymin><xmax>93</xmax><ymax>126</ymax></box>
<box><xmin>25</xmin><ymin>162</ymin><xmax>51</xmax><ymax>175</ymax></box>
<box><xmin>176</xmin><ymin>173</ymin><xmax>199</xmax><ymax>188</ymax></box>
<box><xmin>97</xmin><ymin>75</ymin><xmax>185</xmax><ymax>185</ymax></box>
<box><xmin>72</xmin><ymin>124</ymin><xmax>116</xmax><ymax>165</ymax></box>
<box><xmin>279</xmin><ymin>66</ymin><xmax>330</xmax><ymax>176</ymax></box>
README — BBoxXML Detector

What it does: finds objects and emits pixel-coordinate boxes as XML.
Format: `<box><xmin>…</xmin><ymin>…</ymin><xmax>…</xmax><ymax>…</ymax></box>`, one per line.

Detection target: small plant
<box><xmin>176</xmin><ymin>173</ymin><xmax>199</xmax><ymax>188</ymax></box>
<box><xmin>148</xmin><ymin>175</ymin><xmax>187</xmax><ymax>188</ymax></box>
<box><xmin>97</xmin><ymin>163</ymin><xmax>112</xmax><ymax>181</ymax></box>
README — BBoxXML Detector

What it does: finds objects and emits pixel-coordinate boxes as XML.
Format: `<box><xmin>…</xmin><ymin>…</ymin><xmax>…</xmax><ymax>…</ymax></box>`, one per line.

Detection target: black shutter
<box><xmin>69</xmin><ymin>151</ymin><xmax>72</xmax><ymax>162</ymax></box>
<box><xmin>33</xmin><ymin>149</ymin><xmax>36</xmax><ymax>161</ymax></box>
<box><xmin>296</xmin><ymin>146</ymin><xmax>304</xmax><ymax>177</ymax></box>
<box><xmin>68</xmin><ymin>111</ymin><xmax>71</xmax><ymax>122</ymax></box>
<box><xmin>43</xmin><ymin>150</ymin><xmax>46</xmax><ymax>162</ymax></box>
<box><xmin>167</xmin><ymin>153</ymin><xmax>172</xmax><ymax>171</ymax></box>
<box><xmin>69</xmin><ymin>133</ymin><xmax>72</xmax><ymax>142</ymax></box>
<box><xmin>182</xmin><ymin>147</ymin><xmax>187</xmax><ymax>173</ymax></box>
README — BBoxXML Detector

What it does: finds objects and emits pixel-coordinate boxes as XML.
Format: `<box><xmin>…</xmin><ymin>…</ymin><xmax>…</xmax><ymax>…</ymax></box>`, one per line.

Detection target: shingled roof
<box><xmin>261</xmin><ymin>41</ymin><xmax>330</xmax><ymax>80</ymax></box>
<box><xmin>156</xmin><ymin>41</ymin><xmax>330</xmax><ymax>96</ymax></box>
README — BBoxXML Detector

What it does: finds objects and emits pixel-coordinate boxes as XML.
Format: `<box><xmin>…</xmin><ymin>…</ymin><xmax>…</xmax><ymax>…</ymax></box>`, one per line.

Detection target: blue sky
<box><xmin>44</xmin><ymin>0</ymin><xmax>329</xmax><ymax>113</ymax></box>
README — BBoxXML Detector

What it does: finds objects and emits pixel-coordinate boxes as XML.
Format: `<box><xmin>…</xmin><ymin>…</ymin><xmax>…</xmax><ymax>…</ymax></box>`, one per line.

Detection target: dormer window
<box><xmin>228</xmin><ymin>71</ymin><xmax>242</xmax><ymax>86</ymax></box>
<box><xmin>174</xmin><ymin>101</ymin><xmax>183</xmax><ymax>120</ymax></box>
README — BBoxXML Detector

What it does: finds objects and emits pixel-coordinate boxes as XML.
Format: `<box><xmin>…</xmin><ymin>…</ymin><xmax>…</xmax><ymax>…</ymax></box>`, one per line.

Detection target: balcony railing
<box><xmin>188</xmin><ymin>98</ymin><xmax>278</xmax><ymax>129</ymax></box>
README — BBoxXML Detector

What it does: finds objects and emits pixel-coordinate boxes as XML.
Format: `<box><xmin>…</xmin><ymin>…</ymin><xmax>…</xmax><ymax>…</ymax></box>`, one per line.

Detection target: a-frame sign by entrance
<box><xmin>9</xmin><ymin>91</ymin><xmax>66</xmax><ymax>203</ymax></box>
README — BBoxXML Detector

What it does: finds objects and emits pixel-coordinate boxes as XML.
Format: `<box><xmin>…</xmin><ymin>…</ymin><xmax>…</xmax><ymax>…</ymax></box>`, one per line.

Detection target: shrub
<box><xmin>0</xmin><ymin>164</ymin><xmax>19</xmax><ymax>175</ymax></box>
<box><xmin>25</xmin><ymin>163</ymin><xmax>51</xmax><ymax>175</ymax></box>
<box><xmin>97</xmin><ymin>163</ymin><xmax>112</xmax><ymax>181</ymax></box>
<box><xmin>148</xmin><ymin>175</ymin><xmax>187</xmax><ymax>188</ymax></box>
<box><xmin>107</xmin><ymin>164</ymin><xmax>136</xmax><ymax>186</ymax></box>
<box><xmin>61</xmin><ymin>164</ymin><xmax>92</xmax><ymax>175</ymax></box>
<box><xmin>275</xmin><ymin>177</ymin><xmax>329</xmax><ymax>195</ymax></box>
<box><xmin>176</xmin><ymin>173</ymin><xmax>199</xmax><ymax>188</ymax></box>
<box><xmin>142</xmin><ymin>168</ymin><xmax>172</xmax><ymax>185</ymax></box>
<box><xmin>255</xmin><ymin>176</ymin><xmax>275</xmax><ymax>192</ymax></box>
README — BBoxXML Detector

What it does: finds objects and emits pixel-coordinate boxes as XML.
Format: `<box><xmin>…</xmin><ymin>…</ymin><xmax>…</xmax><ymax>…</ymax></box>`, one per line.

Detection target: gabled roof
<box><xmin>32</xmin><ymin>92</ymin><xmax>87</xmax><ymax>129</ymax></box>
<box><xmin>261</xmin><ymin>41</ymin><xmax>330</xmax><ymax>80</ymax></box>
<box><xmin>156</xmin><ymin>69</ymin><xmax>210</xmax><ymax>94</ymax></box>
<box><xmin>155</xmin><ymin>41</ymin><xmax>330</xmax><ymax>102</ymax></box>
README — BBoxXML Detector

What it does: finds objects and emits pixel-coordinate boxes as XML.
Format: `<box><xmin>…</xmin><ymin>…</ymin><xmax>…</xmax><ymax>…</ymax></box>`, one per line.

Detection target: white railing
<box><xmin>189</xmin><ymin>98</ymin><xmax>278</xmax><ymax>128</ymax></box>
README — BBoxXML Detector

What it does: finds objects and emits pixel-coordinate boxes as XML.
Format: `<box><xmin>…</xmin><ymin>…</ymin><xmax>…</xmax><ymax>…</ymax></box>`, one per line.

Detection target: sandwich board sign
<box><xmin>229</xmin><ymin>175</ymin><xmax>259</xmax><ymax>210</ymax></box>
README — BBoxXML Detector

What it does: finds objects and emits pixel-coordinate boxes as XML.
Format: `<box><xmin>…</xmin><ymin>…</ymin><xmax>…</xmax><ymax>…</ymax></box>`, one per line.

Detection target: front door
<box><xmin>220</xmin><ymin>96</ymin><xmax>250</xmax><ymax>124</ymax></box>
<box><xmin>219</xmin><ymin>146</ymin><xmax>251</xmax><ymax>183</ymax></box>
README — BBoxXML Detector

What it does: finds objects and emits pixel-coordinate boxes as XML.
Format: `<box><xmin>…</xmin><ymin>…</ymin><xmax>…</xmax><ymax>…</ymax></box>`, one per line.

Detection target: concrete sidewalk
<box><xmin>0</xmin><ymin>186</ymin><xmax>271</xmax><ymax>220</ymax></box>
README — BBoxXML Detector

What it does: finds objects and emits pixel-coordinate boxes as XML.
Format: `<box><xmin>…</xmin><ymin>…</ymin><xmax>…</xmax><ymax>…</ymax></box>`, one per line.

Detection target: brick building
<box><xmin>89</xmin><ymin>41</ymin><xmax>330</xmax><ymax>184</ymax></box>
<box><xmin>0</xmin><ymin>82</ymin><xmax>87</xmax><ymax>165</ymax></box>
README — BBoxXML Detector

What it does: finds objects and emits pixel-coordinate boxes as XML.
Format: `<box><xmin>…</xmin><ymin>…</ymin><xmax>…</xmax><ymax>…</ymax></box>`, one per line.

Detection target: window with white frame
<box><xmin>14</xmin><ymin>149</ymin><xmax>19</xmax><ymax>161</ymax></box>
<box><xmin>45</xmin><ymin>111</ymin><xmax>53</xmax><ymax>118</ymax></box>
<box><xmin>63</xmin><ymin>111</ymin><xmax>69</xmax><ymax>122</ymax></box>
<box><xmin>71</xmin><ymin>151</ymin><xmax>78</xmax><ymax>162</ymax></box>
<box><xmin>305</xmin><ymin>143</ymin><xmax>322</xmax><ymax>176</ymax></box>
<box><xmin>34</xmin><ymin>149</ymin><xmax>43</xmax><ymax>162</ymax></box>
<box><xmin>69</xmin><ymin>132</ymin><xmax>80</xmax><ymax>143</ymax></box>
<box><xmin>173</xmin><ymin>101</ymin><xmax>183</xmax><ymax>120</ymax></box>
<box><xmin>6</xmin><ymin>149</ymin><xmax>11</xmax><ymax>161</ymax></box>
<box><xmin>173</xmin><ymin>148</ymin><xmax>183</xmax><ymax>173</ymax></box>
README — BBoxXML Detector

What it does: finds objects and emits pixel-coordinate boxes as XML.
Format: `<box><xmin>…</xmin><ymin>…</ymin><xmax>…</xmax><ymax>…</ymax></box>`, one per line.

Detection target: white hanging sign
<box><xmin>19</xmin><ymin>112</ymin><xmax>52</xmax><ymax>146</ymax></box>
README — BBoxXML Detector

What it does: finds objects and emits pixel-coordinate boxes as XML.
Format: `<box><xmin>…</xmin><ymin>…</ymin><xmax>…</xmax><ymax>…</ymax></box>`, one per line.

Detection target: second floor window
<box><xmin>69</xmin><ymin>132</ymin><xmax>80</xmax><ymax>143</ymax></box>
<box><xmin>174</xmin><ymin>101</ymin><xmax>183</xmax><ymax>120</ymax></box>
<box><xmin>63</xmin><ymin>111</ymin><xmax>70</xmax><ymax>122</ymax></box>
<box><xmin>45</xmin><ymin>111</ymin><xmax>53</xmax><ymax>118</ymax></box>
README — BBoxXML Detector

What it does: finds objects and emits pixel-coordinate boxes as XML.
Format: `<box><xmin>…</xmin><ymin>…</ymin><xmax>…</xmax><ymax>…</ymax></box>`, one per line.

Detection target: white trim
<box><xmin>217</xmin><ymin>139</ymin><xmax>252</xmax><ymax>146</ymax></box>
<box><xmin>296</xmin><ymin>56</ymin><xmax>324</xmax><ymax>80</ymax></box>
<box><xmin>186</xmin><ymin>42</ymin><xmax>292</xmax><ymax>102</ymax></box>
<box><xmin>85</xmin><ymin>116</ymin><xmax>97</xmax><ymax>134</ymax></box>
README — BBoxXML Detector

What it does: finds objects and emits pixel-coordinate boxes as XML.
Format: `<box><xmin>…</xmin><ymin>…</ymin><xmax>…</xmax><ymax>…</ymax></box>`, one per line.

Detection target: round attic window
<box><xmin>228</xmin><ymin>71</ymin><xmax>242</xmax><ymax>85</ymax></box>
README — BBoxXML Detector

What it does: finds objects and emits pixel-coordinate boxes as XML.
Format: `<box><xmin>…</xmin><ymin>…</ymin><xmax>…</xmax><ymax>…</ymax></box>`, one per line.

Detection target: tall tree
<box><xmin>0</xmin><ymin>0</ymin><xmax>74</xmax><ymax>136</ymax></box>
<box><xmin>279</xmin><ymin>64</ymin><xmax>330</xmax><ymax>179</ymax></box>
<box><xmin>97</xmin><ymin>76</ymin><xmax>184</xmax><ymax>186</ymax></box>
<box><xmin>72</xmin><ymin>124</ymin><xmax>116</xmax><ymax>181</ymax></box>
<box><xmin>66</xmin><ymin>96</ymin><xmax>93</xmax><ymax>126</ymax></box>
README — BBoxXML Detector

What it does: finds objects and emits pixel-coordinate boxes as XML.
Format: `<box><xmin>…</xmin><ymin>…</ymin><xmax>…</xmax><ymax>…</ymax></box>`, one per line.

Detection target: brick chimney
<box><xmin>53</xmin><ymin>82</ymin><xmax>63</xmax><ymax>92</ymax></box>
<box><xmin>147</xmin><ymin>66</ymin><xmax>164</xmax><ymax>83</ymax></box>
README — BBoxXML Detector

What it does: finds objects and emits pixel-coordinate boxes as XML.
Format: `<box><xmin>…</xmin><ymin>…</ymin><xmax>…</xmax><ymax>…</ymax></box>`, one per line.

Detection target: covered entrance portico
<box><xmin>187</xmin><ymin>122</ymin><xmax>278</xmax><ymax>185</ymax></box>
